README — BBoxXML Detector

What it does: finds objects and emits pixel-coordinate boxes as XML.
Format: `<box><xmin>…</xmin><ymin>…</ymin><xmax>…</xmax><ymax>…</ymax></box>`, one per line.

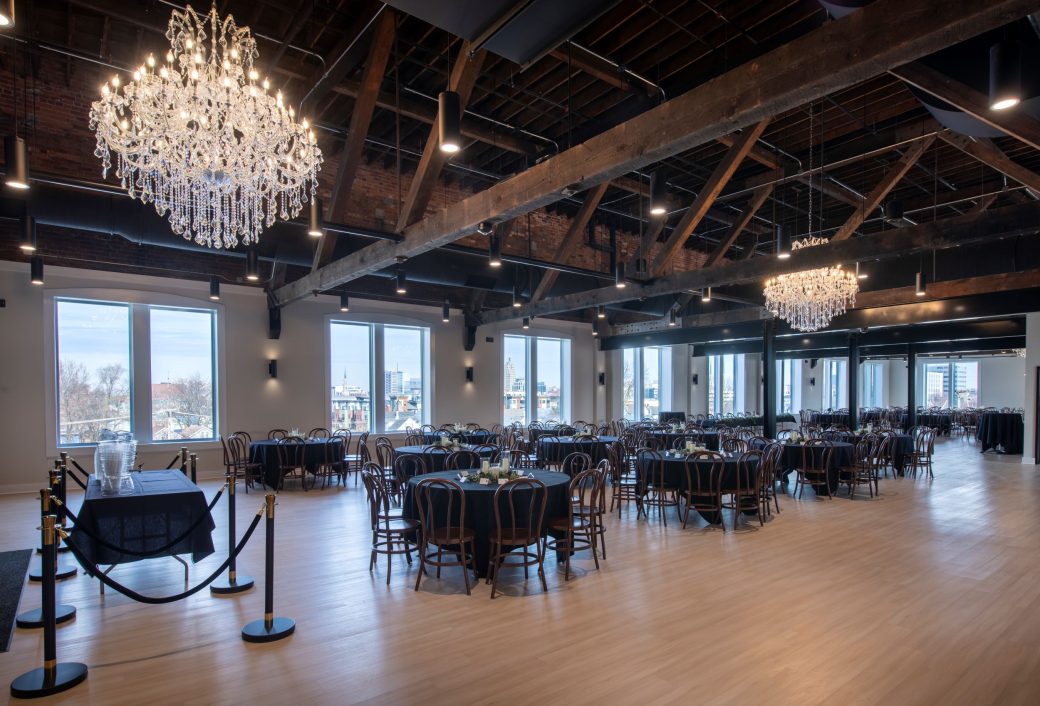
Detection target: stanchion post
<box><xmin>241</xmin><ymin>494</ymin><xmax>294</xmax><ymax>642</ymax></box>
<box><xmin>29</xmin><ymin>488</ymin><xmax>76</xmax><ymax>583</ymax></box>
<box><xmin>10</xmin><ymin>515</ymin><xmax>88</xmax><ymax>698</ymax></box>
<box><xmin>180</xmin><ymin>446</ymin><xmax>189</xmax><ymax>476</ymax></box>
<box><xmin>211</xmin><ymin>469</ymin><xmax>254</xmax><ymax>595</ymax></box>
<box><xmin>189</xmin><ymin>453</ymin><xmax>198</xmax><ymax>484</ymax></box>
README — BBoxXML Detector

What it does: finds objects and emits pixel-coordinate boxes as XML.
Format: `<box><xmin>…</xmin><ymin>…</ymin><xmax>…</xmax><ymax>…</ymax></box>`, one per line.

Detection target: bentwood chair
<box><xmin>842</xmin><ymin>437</ymin><xmax>878</xmax><ymax>500</ymax></box>
<box><xmin>315</xmin><ymin>436</ymin><xmax>346</xmax><ymax>490</ymax></box>
<box><xmin>393</xmin><ymin>453</ymin><xmax>427</xmax><ymax>486</ymax></box>
<box><xmin>794</xmin><ymin>440</ymin><xmax>834</xmax><ymax>499</ymax></box>
<box><xmin>446</xmin><ymin>449</ymin><xmax>481</xmax><ymax>472</ymax></box>
<box><xmin>908</xmin><ymin>428</ymin><xmax>936</xmax><ymax>479</ymax></box>
<box><xmin>721</xmin><ymin>450</ymin><xmax>764</xmax><ymax>530</ymax></box>
<box><xmin>471</xmin><ymin>444</ymin><xmax>503</xmax><ymax>464</ymax></box>
<box><xmin>638</xmin><ymin>448</ymin><xmax>679</xmax><ymax>525</ymax></box>
<box><xmin>758</xmin><ymin>442</ymin><xmax>784</xmax><ymax>516</ymax></box>
<box><xmin>307</xmin><ymin>427</ymin><xmax>330</xmax><ymax>439</ymax></box>
<box><xmin>413</xmin><ymin>477</ymin><xmax>477</xmax><ymax>595</ymax></box>
<box><xmin>268</xmin><ymin>428</ymin><xmax>288</xmax><ymax>440</ymax></box>
<box><xmin>224</xmin><ymin>433</ymin><xmax>261</xmax><ymax>492</ymax></box>
<box><xmin>361</xmin><ymin>466</ymin><xmax>418</xmax><ymax>586</ymax></box>
<box><xmin>679</xmin><ymin>451</ymin><xmax>725</xmax><ymax>530</ymax></box>
<box><xmin>547</xmin><ymin>468</ymin><xmax>603</xmax><ymax>580</ymax></box>
<box><xmin>608</xmin><ymin>441</ymin><xmax>639</xmax><ymax>517</ymax></box>
<box><xmin>488</xmin><ymin>478</ymin><xmax>548</xmax><ymax>599</ymax></box>
<box><xmin>537</xmin><ymin>435</ymin><xmax>564</xmax><ymax>470</ymax></box>
<box><xmin>721</xmin><ymin>437</ymin><xmax>749</xmax><ymax>454</ymax></box>
<box><xmin>275</xmin><ymin>437</ymin><xmax>308</xmax><ymax>491</ymax></box>
<box><xmin>560</xmin><ymin>451</ymin><xmax>593</xmax><ymax>478</ymax></box>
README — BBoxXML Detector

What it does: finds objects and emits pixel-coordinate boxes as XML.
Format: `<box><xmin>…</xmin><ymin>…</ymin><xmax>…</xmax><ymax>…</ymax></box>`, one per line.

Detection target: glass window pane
<box><xmin>623</xmin><ymin>349</ymin><xmax>636</xmax><ymax>419</ymax></box>
<box><xmin>536</xmin><ymin>338</ymin><xmax>563</xmax><ymax>421</ymax></box>
<box><xmin>503</xmin><ymin>335</ymin><xmax>528</xmax><ymax>425</ymax></box>
<box><xmin>383</xmin><ymin>326</ymin><xmax>425</xmax><ymax>431</ymax></box>
<box><xmin>149</xmin><ymin>307</ymin><xmax>216</xmax><ymax>441</ymax></box>
<box><xmin>642</xmin><ymin>347</ymin><xmax>660</xmax><ymax>419</ymax></box>
<box><xmin>330</xmin><ymin>322</ymin><xmax>372</xmax><ymax>432</ymax></box>
<box><xmin>924</xmin><ymin>363</ymin><xmax>949</xmax><ymax>408</ymax></box>
<box><xmin>56</xmin><ymin>300</ymin><xmax>132</xmax><ymax>445</ymax></box>
<box><xmin>953</xmin><ymin>362</ymin><xmax>978</xmax><ymax>408</ymax></box>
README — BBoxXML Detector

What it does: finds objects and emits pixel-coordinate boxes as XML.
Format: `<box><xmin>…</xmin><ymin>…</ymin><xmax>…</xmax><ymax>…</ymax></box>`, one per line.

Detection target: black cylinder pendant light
<box><xmin>522</xmin><ymin>317</ymin><xmax>530</xmax><ymax>330</ymax></box>
<box><xmin>438</xmin><ymin>91</ymin><xmax>461</xmax><ymax>154</ymax></box>
<box><xmin>5</xmin><ymin>135</ymin><xmax>29</xmax><ymax>190</ymax></box>
<box><xmin>308</xmin><ymin>197</ymin><xmax>323</xmax><ymax>237</ymax></box>
<box><xmin>488</xmin><ymin>233</ymin><xmax>502</xmax><ymax>268</ymax></box>
<box><xmin>701</xmin><ymin>287</ymin><xmax>712</xmax><ymax>302</ymax></box>
<box><xmin>19</xmin><ymin>215</ymin><xmax>35</xmax><ymax>252</ymax></box>
<box><xmin>592</xmin><ymin>321</ymin><xmax>599</xmax><ymax>337</ymax></box>
<box><xmin>339</xmin><ymin>293</ymin><xmax>350</xmax><ymax>312</ymax></box>
<box><xmin>614</xmin><ymin>261</ymin><xmax>626</xmax><ymax>289</ymax></box>
<box><xmin>442</xmin><ymin>300</ymin><xmax>450</xmax><ymax>323</ymax></box>
<box><xmin>649</xmin><ymin>171</ymin><xmax>668</xmax><ymax>216</ymax></box>
<box><xmin>30</xmin><ymin>255</ymin><xmax>43</xmax><ymax>285</ymax></box>
<box><xmin>668</xmin><ymin>308</ymin><xmax>678</xmax><ymax>327</ymax></box>
<box><xmin>512</xmin><ymin>283</ymin><xmax>522</xmax><ymax>308</ymax></box>
<box><xmin>884</xmin><ymin>199</ymin><xmax>905</xmax><ymax>220</ymax></box>
<box><xmin>990</xmin><ymin>40</ymin><xmax>1022</xmax><ymax>111</ymax></box>
<box><xmin>209</xmin><ymin>276</ymin><xmax>220</xmax><ymax>301</ymax></box>
<box><xmin>596</xmin><ymin>305</ymin><xmax>606</xmax><ymax>319</ymax></box>
<box><xmin>915</xmin><ymin>271</ymin><xmax>927</xmax><ymax>297</ymax></box>
<box><xmin>246</xmin><ymin>249</ymin><xmax>260</xmax><ymax>281</ymax></box>
<box><xmin>0</xmin><ymin>0</ymin><xmax>14</xmax><ymax>27</ymax></box>
<box><xmin>775</xmin><ymin>225</ymin><xmax>789</xmax><ymax>259</ymax></box>
<box><xmin>395</xmin><ymin>268</ymin><xmax>407</xmax><ymax>295</ymax></box>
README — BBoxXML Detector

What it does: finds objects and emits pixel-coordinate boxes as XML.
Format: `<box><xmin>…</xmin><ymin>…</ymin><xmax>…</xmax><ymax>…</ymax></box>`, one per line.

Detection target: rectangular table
<box><xmin>68</xmin><ymin>470</ymin><xmax>215</xmax><ymax>567</ymax></box>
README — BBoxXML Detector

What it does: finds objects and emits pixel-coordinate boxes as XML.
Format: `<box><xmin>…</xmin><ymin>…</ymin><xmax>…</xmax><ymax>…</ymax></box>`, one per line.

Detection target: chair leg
<box><xmin>414</xmin><ymin>541</ymin><xmax>426</xmax><ymax>592</ymax></box>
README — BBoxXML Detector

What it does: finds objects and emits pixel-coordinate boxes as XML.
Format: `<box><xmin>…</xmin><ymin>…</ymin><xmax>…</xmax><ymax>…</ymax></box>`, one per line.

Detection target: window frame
<box><xmin>920</xmin><ymin>359</ymin><xmax>978</xmax><ymax>409</ymax></box>
<box><xmin>44</xmin><ymin>289</ymin><xmax>225</xmax><ymax>453</ymax></box>
<box><xmin>326</xmin><ymin>314</ymin><xmax>433</xmax><ymax>433</ymax></box>
<box><xmin>622</xmin><ymin>346</ymin><xmax>672</xmax><ymax>421</ymax></box>
<box><xmin>501</xmin><ymin>332</ymin><xmax>572</xmax><ymax>424</ymax></box>
<box><xmin>708</xmin><ymin>353</ymin><xmax>745</xmax><ymax>416</ymax></box>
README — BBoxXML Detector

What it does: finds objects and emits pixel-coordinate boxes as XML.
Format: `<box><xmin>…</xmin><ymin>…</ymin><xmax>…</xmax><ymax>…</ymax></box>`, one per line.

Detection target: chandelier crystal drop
<box><xmin>89</xmin><ymin>5</ymin><xmax>323</xmax><ymax>249</ymax></box>
<box><xmin>763</xmin><ymin>236</ymin><xmax>859</xmax><ymax>332</ymax></box>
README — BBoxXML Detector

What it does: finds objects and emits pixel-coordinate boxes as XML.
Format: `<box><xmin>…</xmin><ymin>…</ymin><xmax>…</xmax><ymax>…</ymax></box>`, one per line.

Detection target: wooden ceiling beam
<box><xmin>273</xmin><ymin>0</ymin><xmax>1036</xmax><ymax>307</ymax></box>
<box><xmin>530</xmin><ymin>182</ymin><xmax>610</xmax><ymax>302</ymax></box>
<box><xmin>650</xmin><ymin>119</ymin><xmax>771</xmax><ymax>277</ymax></box>
<box><xmin>891</xmin><ymin>61</ymin><xmax>1040</xmax><ymax>152</ymax></box>
<box><xmin>938</xmin><ymin>132</ymin><xmax>1040</xmax><ymax>196</ymax></box>
<box><xmin>703</xmin><ymin>183</ymin><xmax>776</xmax><ymax>267</ymax></box>
<box><xmin>395</xmin><ymin>44</ymin><xmax>487</xmax><ymax>232</ymax></box>
<box><xmin>478</xmin><ymin>201</ymin><xmax>1040</xmax><ymax>324</ymax></box>
<box><xmin>311</xmin><ymin>10</ymin><xmax>396</xmax><ymax>271</ymax></box>
<box><xmin>830</xmin><ymin>134</ymin><xmax>936</xmax><ymax>241</ymax></box>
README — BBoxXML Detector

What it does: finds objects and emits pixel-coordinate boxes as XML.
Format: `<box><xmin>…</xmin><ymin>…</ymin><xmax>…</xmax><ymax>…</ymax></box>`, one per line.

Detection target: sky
<box><xmin>57</xmin><ymin>300</ymin><xmax>214</xmax><ymax>383</ymax></box>
<box><xmin>505</xmin><ymin>334</ymin><xmax>564</xmax><ymax>388</ymax></box>
<box><xmin>330</xmin><ymin>322</ymin><xmax>424</xmax><ymax>391</ymax></box>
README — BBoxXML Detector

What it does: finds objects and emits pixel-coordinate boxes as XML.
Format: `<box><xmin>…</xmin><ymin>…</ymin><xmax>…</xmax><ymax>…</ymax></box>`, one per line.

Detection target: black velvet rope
<box><xmin>166</xmin><ymin>454</ymin><xmax>183</xmax><ymax>470</ymax></box>
<box><xmin>61</xmin><ymin>507</ymin><xmax>263</xmax><ymax>604</ymax></box>
<box><xmin>67</xmin><ymin>462</ymin><xmax>90</xmax><ymax>489</ymax></box>
<box><xmin>62</xmin><ymin>485</ymin><xmax>225</xmax><ymax>558</ymax></box>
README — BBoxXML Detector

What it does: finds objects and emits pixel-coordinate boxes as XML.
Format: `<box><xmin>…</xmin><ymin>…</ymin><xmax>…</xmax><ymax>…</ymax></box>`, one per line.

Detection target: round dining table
<box><xmin>900</xmin><ymin>413</ymin><xmax>952</xmax><ymax>435</ymax></box>
<box><xmin>775</xmin><ymin>441</ymin><xmax>854</xmax><ymax>495</ymax></box>
<box><xmin>249</xmin><ymin>438</ymin><xmax>342</xmax><ymax>490</ymax></box>
<box><xmin>536</xmin><ymin>435</ymin><xmax>618</xmax><ymax>467</ymax></box>
<box><xmin>827</xmin><ymin>432</ymin><xmax>913</xmax><ymax>475</ymax></box>
<box><xmin>402</xmin><ymin>470</ymin><xmax>570</xmax><ymax>578</ymax></box>
<box><xmin>635</xmin><ymin>450</ymin><xmax>760</xmax><ymax>523</ymax></box>
<box><xmin>648</xmin><ymin>430</ymin><xmax>720</xmax><ymax>451</ymax></box>
<box><xmin>394</xmin><ymin>445</ymin><xmax>498</xmax><ymax>474</ymax></box>
<box><xmin>976</xmin><ymin>412</ymin><xmax>1024</xmax><ymax>454</ymax></box>
<box><xmin>421</xmin><ymin>430</ymin><xmax>496</xmax><ymax>445</ymax></box>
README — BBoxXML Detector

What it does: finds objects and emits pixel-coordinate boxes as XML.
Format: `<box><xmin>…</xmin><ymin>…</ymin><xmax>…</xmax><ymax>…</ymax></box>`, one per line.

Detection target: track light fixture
<box><xmin>989</xmin><ymin>40</ymin><xmax>1022</xmax><ymax>111</ymax></box>
<box><xmin>522</xmin><ymin>317</ymin><xmax>530</xmax><ymax>330</ymax></box>
<box><xmin>339</xmin><ymin>293</ymin><xmax>350</xmax><ymax>312</ymax></box>
<box><xmin>915</xmin><ymin>271</ymin><xmax>926</xmax><ymax>297</ymax></box>
<box><xmin>395</xmin><ymin>268</ymin><xmax>407</xmax><ymax>295</ymax></box>
<box><xmin>245</xmin><ymin>249</ymin><xmax>260</xmax><ymax>281</ymax></box>
<box><xmin>649</xmin><ymin>171</ymin><xmax>668</xmax><ymax>216</ymax></box>
<box><xmin>614</xmin><ymin>261</ymin><xmax>626</xmax><ymax>289</ymax></box>
<box><xmin>307</xmin><ymin>197</ymin><xmax>323</xmax><ymax>237</ymax></box>
<box><xmin>209</xmin><ymin>276</ymin><xmax>220</xmax><ymax>300</ymax></box>
<box><xmin>437</xmin><ymin>90</ymin><xmax>461</xmax><ymax>153</ymax></box>
<box><xmin>5</xmin><ymin>136</ymin><xmax>29</xmax><ymax>190</ymax></box>
<box><xmin>30</xmin><ymin>255</ymin><xmax>43</xmax><ymax>285</ymax></box>
<box><xmin>442</xmin><ymin>299</ymin><xmax>450</xmax><ymax>323</ymax></box>
<box><xmin>19</xmin><ymin>215</ymin><xmax>35</xmax><ymax>252</ymax></box>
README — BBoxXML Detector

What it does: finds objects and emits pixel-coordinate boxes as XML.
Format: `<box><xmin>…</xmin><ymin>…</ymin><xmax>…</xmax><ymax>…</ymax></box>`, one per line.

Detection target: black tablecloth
<box><xmin>811</xmin><ymin>412</ymin><xmax>850</xmax><ymax>427</ymax></box>
<box><xmin>67</xmin><ymin>470</ymin><xmax>215</xmax><ymax>565</ymax></box>
<box><xmin>421</xmin><ymin>431</ymin><xmax>495</xmax><ymax>445</ymax></box>
<box><xmin>977</xmin><ymin>412</ymin><xmax>1024</xmax><ymax>454</ymax></box>
<box><xmin>536</xmin><ymin>436</ymin><xmax>618</xmax><ymax>466</ymax></box>
<box><xmin>829</xmin><ymin>433</ymin><xmax>912</xmax><ymax>474</ymax></box>
<box><xmin>776</xmin><ymin>442</ymin><xmax>853</xmax><ymax>495</ymax></box>
<box><xmin>900</xmin><ymin>413</ymin><xmax>952</xmax><ymax>435</ymax></box>
<box><xmin>635</xmin><ymin>451</ymin><xmax>759</xmax><ymax>522</ymax></box>
<box><xmin>395</xmin><ymin>445</ymin><xmax>496</xmax><ymax>473</ymax></box>
<box><xmin>249</xmin><ymin>439</ymin><xmax>341</xmax><ymax>489</ymax></box>
<box><xmin>648</xmin><ymin>430</ymin><xmax>720</xmax><ymax>451</ymax></box>
<box><xmin>403</xmin><ymin>470</ymin><xmax>570</xmax><ymax>578</ymax></box>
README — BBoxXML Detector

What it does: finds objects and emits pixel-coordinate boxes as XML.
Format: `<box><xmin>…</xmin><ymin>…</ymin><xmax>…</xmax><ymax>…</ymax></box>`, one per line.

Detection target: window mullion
<box><xmin>373</xmin><ymin>324</ymin><xmax>385</xmax><ymax>433</ymax></box>
<box><xmin>131</xmin><ymin>304</ymin><xmax>151</xmax><ymax>442</ymax></box>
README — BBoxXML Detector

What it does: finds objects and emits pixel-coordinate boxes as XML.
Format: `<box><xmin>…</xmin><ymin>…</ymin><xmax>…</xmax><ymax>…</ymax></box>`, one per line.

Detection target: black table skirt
<box><xmin>775</xmin><ymin>442</ymin><xmax>854</xmax><ymax>495</ymax></box>
<box><xmin>635</xmin><ymin>452</ymin><xmax>759</xmax><ymax>522</ymax></box>
<box><xmin>829</xmin><ymin>433</ymin><xmax>913</xmax><ymax>474</ymax></box>
<box><xmin>977</xmin><ymin>412</ymin><xmax>1024</xmax><ymax>454</ymax></box>
<box><xmin>536</xmin><ymin>436</ymin><xmax>618</xmax><ymax>466</ymax></box>
<box><xmin>68</xmin><ymin>470</ymin><xmax>215</xmax><ymax>566</ymax></box>
<box><xmin>811</xmin><ymin>412</ymin><xmax>850</xmax><ymax>427</ymax></box>
<box><xmin>395</xmin><ymin>445</ymin><xmax>496</xmax><ymax>474</ymax></box>
<box><xmin>900</xmin><ymin>413</ymin><xmax>952</xmax><ymax>435</ymax></box>
<box><xmin>648</xmin><ymin>431</ymin><xmax>721</xmax><ymax>451</ymax></box>
<box><xmin>421</xmin><ymin>431</ymin><xmax>495</xmax><ymax>445</ymax></box>
<box><xmin>403</xmin><ymin>470</ymin><xmax>570</xmax><ymax>578</ymax></box>
<box><xmin>249</xmin><ymin>439</ymin><xmax>341</xmax><ymax>489</ymax></box>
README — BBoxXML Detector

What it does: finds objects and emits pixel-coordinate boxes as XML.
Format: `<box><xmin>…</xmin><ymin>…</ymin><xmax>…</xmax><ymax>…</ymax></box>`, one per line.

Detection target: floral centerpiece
<box><xmin>787</xmin><ymin>430</ymin><xmax>803</xmax><ymax>444</ymax></box>
<box><xmin>289</xmin><ymin>427</ymin><xmax>302</xmax><ymax>438</ymax></box>
<box><xmin>463</xmin><ymin>468</ymin><xmax>524</xmax><ymax>484</ymax></box>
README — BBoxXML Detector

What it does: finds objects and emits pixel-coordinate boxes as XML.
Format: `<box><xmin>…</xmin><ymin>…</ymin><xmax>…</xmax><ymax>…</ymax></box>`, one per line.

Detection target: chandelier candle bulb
<box><xmin>763</xmin><ymin>235</ymin><xmax>858</xmax><ymax>332</ymax></box>
<box><xmin>89</xmin><ymin>5</ymin><xmax>323</xmax><ymax>250</ymax></box>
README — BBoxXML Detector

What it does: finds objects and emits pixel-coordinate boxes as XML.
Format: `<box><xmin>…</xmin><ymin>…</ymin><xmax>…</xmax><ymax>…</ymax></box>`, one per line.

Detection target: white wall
<box><xmin>978</xmin><ymin>357</ymin><xmax>1025</xmax><ymax>408</ymax></box>
<box><xmin>1024</xmin><ymin>313</ymin><xmax>1039</xmax><ymax>464</ymax></box>
<box><xmin>0</xmin><ymin>262</ymin><xmax>599</xmax><ymax>492</ymax></box>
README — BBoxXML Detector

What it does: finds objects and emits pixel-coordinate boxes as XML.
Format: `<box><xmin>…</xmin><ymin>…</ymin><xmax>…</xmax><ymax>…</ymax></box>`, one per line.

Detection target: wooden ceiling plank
<box><xmin>830</xmin><ymin>134</ymin><xmax>936</xmax><ymax>241</ymax></box>
<box><xmin>650</xmin><ymin>119</ymin><xmax>771</xmax><ymax>277</ymax></box>
<box><xmin>273</xmin><ymin>0</ymin><xmax>1037</xmax><ymax>307</ymax></box>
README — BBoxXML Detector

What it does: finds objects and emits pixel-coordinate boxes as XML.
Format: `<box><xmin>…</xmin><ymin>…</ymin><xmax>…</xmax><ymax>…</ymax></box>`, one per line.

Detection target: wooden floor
<box><xmin>2</xmin><ymin>438</ymin><xmax>1039</xmax><ymax>705</ymax></box>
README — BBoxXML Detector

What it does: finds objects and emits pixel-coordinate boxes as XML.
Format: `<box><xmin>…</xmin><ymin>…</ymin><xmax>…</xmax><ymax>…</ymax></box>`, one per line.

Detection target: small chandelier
<box><xmin>763</xmin><ymin>236</ymin><xmax>858</xmax><ymax>332</ymax></box>
<box><xmin>1014</xmin><ymin>348</ymin><xmax>1027</xmax><ymax>358</ymax></box>
<box><xmin>89</xmin><ymin>5</ymin><xmax>323</xmax><ymax>249</ymax></box>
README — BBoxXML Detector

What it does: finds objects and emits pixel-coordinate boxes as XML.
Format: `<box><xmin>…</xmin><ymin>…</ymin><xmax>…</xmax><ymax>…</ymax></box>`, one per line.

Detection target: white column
<box><xmin>1023</xmin><ymin>313</ymin><xmax>1040</xmax><ymax>464</ymax></box>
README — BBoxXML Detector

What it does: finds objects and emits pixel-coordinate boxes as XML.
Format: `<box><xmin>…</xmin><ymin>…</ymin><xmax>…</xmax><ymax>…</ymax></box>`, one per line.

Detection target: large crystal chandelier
<box><xmin>763</xmin><ymin>236</ymin><xmax>859</xmax><ymax>332</ymax></box>
<box><xmin>89</xmin><ymin>5</ymin><xmax>323</xmax><ymax>249</ymax></box>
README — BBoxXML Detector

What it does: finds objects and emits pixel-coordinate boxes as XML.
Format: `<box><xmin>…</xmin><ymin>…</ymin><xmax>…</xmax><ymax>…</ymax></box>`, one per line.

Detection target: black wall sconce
<box><xmin>268</xmin><ymin>360</ymin><xmax>278</xmax><ymax>378</ymax></box>
<box><xmin>691</xmin><ymin>373</ymin><xmax>699</xmax><ymax>385</ymax></box>
<box><xmin>465</xmin><ymin>366</ymin><xmax>474</xmax><ymax>383</ymax></box>
<box><xmin>809</xmin><ymin>376</ymin><xmax>816</xmax><ymax>387</ymax></box>
<box><xmin>598</xmin><ymin>372</ymin><xmax>606</xmax><ymax>385</ymax></box>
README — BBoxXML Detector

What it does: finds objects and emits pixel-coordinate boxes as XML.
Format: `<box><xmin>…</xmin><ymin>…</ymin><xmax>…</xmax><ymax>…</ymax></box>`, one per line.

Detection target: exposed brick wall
<box><xmin>1</xmin><ymin>51</ymin><xmax>706</xmax><ymax>285</ymax></box>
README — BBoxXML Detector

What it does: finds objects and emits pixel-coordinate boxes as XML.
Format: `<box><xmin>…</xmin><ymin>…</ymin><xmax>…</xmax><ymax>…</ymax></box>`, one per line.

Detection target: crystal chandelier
<box><xmin>89</xmin><ymin>5</ymin><xmax>323</xmax><ymax>249</ymax></box>
<box><xmin>1014</xmin><ymin>348</ymin><xmax>1027</xmax><ymax>358</ymax></box>
<box><xmin>763</xmin><ymin>236</ymin><xmax>859</xmax><ymax>332</ymax></box>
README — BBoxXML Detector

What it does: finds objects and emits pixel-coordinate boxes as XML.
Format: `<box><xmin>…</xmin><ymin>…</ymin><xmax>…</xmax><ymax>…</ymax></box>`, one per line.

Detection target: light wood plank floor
<box><xmin>2</xmin><ymin>438</ymin><xmax>1039</xmax><ymax>705</ymax></box>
